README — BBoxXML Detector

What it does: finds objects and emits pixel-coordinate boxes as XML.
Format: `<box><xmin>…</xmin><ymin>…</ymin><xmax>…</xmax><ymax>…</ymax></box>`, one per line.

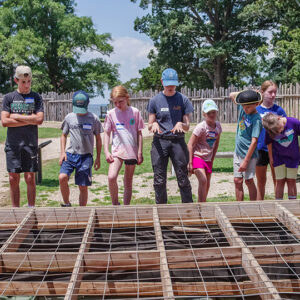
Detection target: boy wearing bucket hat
<box><xmin>147</xmin><ymin>68</ymin><xmax>194</xmax><ymax>204</ymax></box>
<box><xmin>229</xmin><ymin>90</ymin><xmax>262</xmax><ymax>201</ymax></box>
<box><xmin>187</xmin><ymin>99</ymin><xmax>222</xmax><ymax>202</ymax></box>
<box><xmin>1</xmin><ymin>65</ymin><xmax>44</xmax><ymax>207</ymax></box>
<box><xmin>59</xmin><ymin>91</ymin><xmax>103</xmax><ymax>206</ymax></box>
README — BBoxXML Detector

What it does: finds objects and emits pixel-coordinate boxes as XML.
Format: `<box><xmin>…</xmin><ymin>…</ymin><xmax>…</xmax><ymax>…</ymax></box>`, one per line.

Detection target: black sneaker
<box><xmin>61</xmin><ymin>203</ymin><xmax>72</xmax><ymax>207</ymax></box>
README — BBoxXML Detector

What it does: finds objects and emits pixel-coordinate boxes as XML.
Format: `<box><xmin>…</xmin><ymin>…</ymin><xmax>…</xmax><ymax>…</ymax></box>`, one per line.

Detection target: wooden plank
<box><xmin>0</xmin><ymin>210</ymin><xmax>36</xmax><ymax>253</ymax></box>
<box><xmin>1</xmin><ymin>252</ymin><xmax>77</xmax><ymax>272</ymax></box>
<box><xmin>1</xmin><ymin>280</ymin><xmax>300</xmax><ymax>297</ymax></box>
<box><xmin>1</xmin><ymin>215</ymin><xmax>299</xmax><ymax>229</ymax></box>
<box><xmin>215</xmin><ymin>206</ymin><xmax>281</xmax><ymax>300</ymax></box>
<box><xmin>153</xmin><ymin>206</ymin><xmax>174</xmax><ymax>299</ymax></box>
<box><xmin>64</xmin><ymin>208</ymin><xmax>96</xmax><ymax>300</ymax></box>
<box><xmin>275</xmin><ymin>203</ymin><xmax>300</xmax><ymax>240</ymax></box>
<box><xmin>84</xmin><ymin>250</ymin><xmax>160</xmax><ymax>272</ymax></box>
<box><xmin>1</xmin><ymin>243</ymin><xmax>299</xmax><ymax>273</ymax></box>
<box><xmin>0</xmin><ymin>281</ymin><xmax>163</xmax><ymax>297</ymax></box>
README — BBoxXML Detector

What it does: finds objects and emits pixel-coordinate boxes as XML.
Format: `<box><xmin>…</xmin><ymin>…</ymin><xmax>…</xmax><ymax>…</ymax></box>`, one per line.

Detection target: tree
<box><xmin>0</xmin><ymin>0</ymin><xmax>119</xmax><ymax>95</ymax></box>
<box><xmin>229</xmin><ymin>0</ymin><xmax>300</xmax><ymax>84</ymax></box>
<box><xmin>131</xmin><ymin>0</ymin><xmax>275</xmax><ymax>89</ymax></box>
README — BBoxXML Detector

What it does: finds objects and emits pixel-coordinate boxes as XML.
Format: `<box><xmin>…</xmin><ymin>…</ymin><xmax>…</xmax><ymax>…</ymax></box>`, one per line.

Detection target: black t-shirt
<box><xmin>2</xmin><ymin>91</ymin><xmax>44</xmax><ymax>147</ymax></box>
<box><xmin>147</xmin><ymin>91</ymin><xmax>194</xmax><ymax>137</ymax></box>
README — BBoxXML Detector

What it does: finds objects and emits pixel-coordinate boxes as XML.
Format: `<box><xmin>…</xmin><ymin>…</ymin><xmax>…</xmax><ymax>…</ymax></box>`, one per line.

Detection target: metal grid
<box><xmin>0</xmin><ymin>200</ymin><xmax>299</xmax><ymax>299</ymax></box>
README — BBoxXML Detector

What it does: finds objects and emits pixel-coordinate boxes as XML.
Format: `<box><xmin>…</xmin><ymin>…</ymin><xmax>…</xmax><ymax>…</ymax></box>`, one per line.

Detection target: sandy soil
<box><xmin>0</xmin><ymin>123</ymin><xmax>298</xmax><ymax>206</ymax></box>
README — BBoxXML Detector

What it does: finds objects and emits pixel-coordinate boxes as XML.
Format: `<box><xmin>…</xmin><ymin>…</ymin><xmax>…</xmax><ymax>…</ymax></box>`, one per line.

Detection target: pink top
<box><xmin>192</xmin><ymin>120</ymin><xmax>222</xmax><ymax>161</ymax></box>
<box><xmin>104</xmin><ymin>106</ymin><xmax>145</xmax><ymax>160</ymax></box>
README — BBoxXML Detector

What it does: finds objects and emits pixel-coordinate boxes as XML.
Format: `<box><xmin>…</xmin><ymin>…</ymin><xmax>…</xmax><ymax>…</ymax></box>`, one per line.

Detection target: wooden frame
<box><xmin>0</xmin><ymin>200</ymin><xmax>299</xmax><ymax>299</ymax></box>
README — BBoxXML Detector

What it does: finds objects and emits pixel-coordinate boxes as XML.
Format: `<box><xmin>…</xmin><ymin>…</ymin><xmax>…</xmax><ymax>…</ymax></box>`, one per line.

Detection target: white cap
<box><xmin>15</xmin><ymin>65</ymin><xmax>32</xmax><ymax>79</ymax></box>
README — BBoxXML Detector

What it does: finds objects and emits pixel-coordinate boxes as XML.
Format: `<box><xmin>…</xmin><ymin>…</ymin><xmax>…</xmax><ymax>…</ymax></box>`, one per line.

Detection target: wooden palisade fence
<box><xmin>127</xmin><ymin>83</ymin><xmax>300</xmax><ymax>123</ymax></box>
<box><xmin>0</xmin><ymin>83</ymin><xmax>299</xmax><ymax>122</ymax></box>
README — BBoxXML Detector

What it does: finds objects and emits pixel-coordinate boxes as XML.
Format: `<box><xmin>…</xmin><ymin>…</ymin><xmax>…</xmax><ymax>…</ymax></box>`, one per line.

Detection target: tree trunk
<box><xmin>213</xmin><ymin>56</ymin><xmax>226</xmax><ymax>88</ymax></box>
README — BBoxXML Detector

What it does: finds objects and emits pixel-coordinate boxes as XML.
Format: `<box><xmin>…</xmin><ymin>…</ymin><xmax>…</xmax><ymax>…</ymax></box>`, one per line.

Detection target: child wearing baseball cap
<box><xmin>187</xmin><ymin>99</ymin><xmax>222</xmax><ymax>202</ymax></box>
<box><xmin>229</xmin><ymin>90</ymin><xmax>263</xmax><ymax>201</ymax></box>
<box><xmin>59</xmin><ymin>90</ymin><xmax>103</xmax><ymax>206</ymax></box>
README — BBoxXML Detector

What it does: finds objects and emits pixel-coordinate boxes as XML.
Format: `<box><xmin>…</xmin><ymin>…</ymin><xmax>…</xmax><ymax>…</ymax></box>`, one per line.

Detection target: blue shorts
<box><xmin>60</xmin><ymin>153</ymin><xmax>93</xmax><ymax>186</ymax></box>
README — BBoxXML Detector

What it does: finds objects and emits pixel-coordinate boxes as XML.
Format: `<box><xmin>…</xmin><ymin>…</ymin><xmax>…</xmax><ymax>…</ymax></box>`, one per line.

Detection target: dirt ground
<box><xmin>0</xmin><ymin>122</ymin><xmax>298</xmax><ymax>206</ymax></box>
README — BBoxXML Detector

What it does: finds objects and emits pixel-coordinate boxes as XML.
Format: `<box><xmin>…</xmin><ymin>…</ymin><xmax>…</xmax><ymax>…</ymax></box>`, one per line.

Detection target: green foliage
<box><xmin>130</xmin><ymin>0</ymin><xmax>274</xmax><ymax>89</ymax></box>
<box><xmin>0</xmin><ymin>0</ymin><xmax>119</xmax><ymax>95</ymax></box>
<box><xmin>233</xmin><ymin>0</ymin><xmax>300</xmax><ymax>84</ymax></box>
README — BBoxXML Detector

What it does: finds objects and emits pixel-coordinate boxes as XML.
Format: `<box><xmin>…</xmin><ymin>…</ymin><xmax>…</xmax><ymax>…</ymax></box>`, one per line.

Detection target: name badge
<box><xmin>82</xmin><ymin>123</ymin><xmax>92</xmax><ymax>130</ymax></box>
<box><xmin>116</xmin><ymin>123</ymin><xmax>125</xmax><ymax>130</ymax></box>
<box><xmin>161</xmin><ymin>107</ymin><xmax>169</xmax><ymax>112</ymax></box>
<box><xmin>25</xmin><ymin>98</ymin><xmax>34</xmax><ymax>104</ymax></box>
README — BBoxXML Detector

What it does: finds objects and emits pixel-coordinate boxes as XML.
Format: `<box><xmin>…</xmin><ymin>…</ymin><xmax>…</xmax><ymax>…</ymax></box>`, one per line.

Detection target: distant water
<box><xmin>88</xmin><ymin>104</ymin><xmax>108</xmax><ymax>117</ymax></box>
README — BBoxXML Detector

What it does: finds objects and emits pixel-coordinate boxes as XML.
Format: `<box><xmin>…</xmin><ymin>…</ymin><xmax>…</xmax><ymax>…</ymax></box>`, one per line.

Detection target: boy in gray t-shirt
<box><xmin>59</xmin><ymin>91</ymin><xmax>103</xmax><ymax>206</ymax></box>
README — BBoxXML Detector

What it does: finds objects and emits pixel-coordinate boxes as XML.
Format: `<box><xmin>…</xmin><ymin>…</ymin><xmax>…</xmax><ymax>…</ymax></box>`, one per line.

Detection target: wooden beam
<box><xmin>64</xmin><ymin>208</ymin><xmax>96</xmax><ymax>300</ymax></box>
<box><xmin>275</xmin><ymin>203</ymin><xmax>300</xmax><ymax>240</ymax></box>
<box><xmin>1</xmin><ymin>279</ymin><xmax>300</xmax><ymax>297</ymax></box>
<box><xmin>0</xmin><ymin>210</ymin><xmax>36</xmax><ymax>253</ymax></box>
<box><xmin>1</xmin><ymin>242</ymin><xmax>299</xmax><ymax>273</ymax></box>
<box><xmin>84</xmin><ymin>250</ymin><xmax>160</xmax><ymax>272</ymax></box>
<box><xmin>2</xmin><ymin>215</ymin><xmax>297</xmax><ymax>230</ymax></box>
<box><xmin>153</xmin><ymin>206</ymin><xmax>174</xmax><ymax>300</ymax></box>
<box><xmin>1</xmin><ymin>252</ymin><xmax>77</xmax><ymax>272</ymax></box>
<box><xmin>215</xmin><ymin>206</ymin><xmax>281</xmax><ymax>300</ymax></box>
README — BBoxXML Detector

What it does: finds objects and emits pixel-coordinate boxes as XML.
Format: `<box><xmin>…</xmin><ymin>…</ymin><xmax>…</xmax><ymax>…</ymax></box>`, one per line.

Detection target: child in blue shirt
<box><xmin>256</xmin><ymin>80</ymin><xmax>286</xmax><ymax>200</ymax></box>
<box><xmin>229</xmin><ymin>90</ymin><xmax>262</xmax><ymax>201</ymax></box>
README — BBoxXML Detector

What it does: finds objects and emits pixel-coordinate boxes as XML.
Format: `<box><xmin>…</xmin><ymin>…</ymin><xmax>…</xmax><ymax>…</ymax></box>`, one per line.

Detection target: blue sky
<box><xmin>75</xmin><ymin>0</ymin><xmax>154</xmax><ymax>104</ymax></box>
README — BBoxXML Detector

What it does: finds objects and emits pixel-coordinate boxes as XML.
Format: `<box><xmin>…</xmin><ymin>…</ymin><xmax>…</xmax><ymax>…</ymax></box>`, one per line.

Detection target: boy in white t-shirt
<box><xmin>187</xmin><ymin>99</ymin><xmax>222</xmax><ymax>202</ymax></box>
<box><xmin>104</xmin><ymin>86</ymin><xmax>145</xmax><ymax>205</ymax></box>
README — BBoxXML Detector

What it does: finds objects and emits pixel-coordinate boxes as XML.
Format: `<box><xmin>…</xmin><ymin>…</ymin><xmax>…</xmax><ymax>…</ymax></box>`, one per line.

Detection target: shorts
<box><xmin>5</xmin><ymin>144</ymin><xmax>38</xmax><ymax>173</ymax></box>
<box><xmin>124</xmin><ymin>159</ymin><xmax>138</xmax><ymax>165</ymax></box>
<box><xmin>256</xmin><ymin>150</ymin><xmax>269</xmax><ymax>167</ymax></box>
<box><xmin>60</xmin><ymin>152</ymin><xmax>93</xmax><ymax>186</ymax></box>
<box><xmin>233</xmin><ymin>153</ymin><xmax>257</xmax><ymax>180</ymax></box>
<box><xmin>274</xmin><ymin>164</ymin><xmax>298</xmax><ymax>180</ymax></box>
<box><xmin>192</xmin><ymin>156</ymin><xmax>212</xmax><ymax>174</ymax></box>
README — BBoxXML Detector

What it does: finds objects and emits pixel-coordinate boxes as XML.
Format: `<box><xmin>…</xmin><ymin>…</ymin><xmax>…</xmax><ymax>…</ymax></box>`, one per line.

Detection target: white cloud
<box><xmin>80</xmin><ymin>36</ymin><xmax>155</xmax><ymax>104</ymax></box>
<box><xmin>80</xmin><ymin>36</ymin><xmax>154</xmax><ymax>82</ymax></box>
<box><xmin>109</xmin><ymin>36</ymin><xmax>155</xmax><ymax>82</ymax></box>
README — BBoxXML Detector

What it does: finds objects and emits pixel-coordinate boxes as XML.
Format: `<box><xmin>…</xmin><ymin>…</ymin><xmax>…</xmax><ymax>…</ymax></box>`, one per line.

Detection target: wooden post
<box><xmin>275</xmin><ymin>203</ymin><xmax>300</xmax><ymax>240</ymax></box>
<box><xmin>153</xmin><ymin>206</ymin><xmax>174</xmax><ymax>300</ymax></box>
<box><xmin>64</xmin><ymin>208</ymin><xmax>96</xmax><ymax>300</ymax></box>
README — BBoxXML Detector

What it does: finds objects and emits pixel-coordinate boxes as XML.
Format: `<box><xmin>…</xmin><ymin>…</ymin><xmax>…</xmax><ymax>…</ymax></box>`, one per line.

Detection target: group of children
<box><xmin>61</xmin><ymin>79</ymin><xmax>299</xmax><ymax>206</ymax></box>
<box><xmin>2</xmin><ymin>66</ymin><xmax>299</xmax><ymax>207</ymax></box>
<box><xmin>191</xmin><ymin>81</ymin><xmax>300</xmax><ymax>203</ymax></box>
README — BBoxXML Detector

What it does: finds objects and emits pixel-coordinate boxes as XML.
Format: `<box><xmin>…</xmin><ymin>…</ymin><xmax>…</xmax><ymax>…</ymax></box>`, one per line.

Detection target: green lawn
<box><xmin>92</xmin><ymin>131</ymin><xmax>235</xmax><ymax>176</ymax></box>
<box><xmin>17</xmin><ymin>131</ymin><xmax>236</xmax><ymax>206</ymax></box>
<box><xmin>0</xmin><ymin>127</ymin><xmax>61</xmax><ymax>143</ymax></box>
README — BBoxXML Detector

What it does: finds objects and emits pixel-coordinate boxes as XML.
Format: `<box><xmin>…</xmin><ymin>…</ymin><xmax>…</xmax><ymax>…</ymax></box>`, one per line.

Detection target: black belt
<box><xmin>154</xmin><ymin>135</ymin><xmax>184</xmax><ymax>140</ymax></box>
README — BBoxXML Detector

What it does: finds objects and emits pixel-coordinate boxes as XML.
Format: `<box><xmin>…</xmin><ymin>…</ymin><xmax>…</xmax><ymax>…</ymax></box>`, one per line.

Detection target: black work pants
<box><xmin>151</xmin><ymin>137</ymin><xmax>193</xmax><ymax>204</ymax></box>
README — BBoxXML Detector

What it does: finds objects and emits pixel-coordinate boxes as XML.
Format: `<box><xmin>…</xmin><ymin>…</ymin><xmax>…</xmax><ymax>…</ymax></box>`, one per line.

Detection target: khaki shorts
<box><xmin>274</xmin><ymin>164</ymin><xmax>298</xmax><ymax>180</ymax></box>
<box><xmin>233</xmin><ymin>153</ymin><xmax>257</xmax><ymax>180</ymax></box>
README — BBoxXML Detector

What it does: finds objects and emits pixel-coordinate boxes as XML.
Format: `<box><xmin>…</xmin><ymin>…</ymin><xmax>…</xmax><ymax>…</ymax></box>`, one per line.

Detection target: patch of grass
<box><xmin>38</xmin><ymin>127</ymin><xmax>62</xmax><ymax>139</ymax></box>
<box><xmin>168</xmin><ymin>176</ymin><xmax>177</xmax><ymax>181</ymax></box>
<box><xmin>92</xmin><ymin>198</ymin><xmax>100</xmax><ymax>203</ymax></box>
<box><xmin>20</xmin><ymin>158</ymin><xmax>61</xmax><ymax>207</ymax></box>
<box><xmin>0</xmin><ymin>127</ymin><xmax>62</xmax><ymax>144</ymax></box>
<box><xmin>217</xmin><ymin>179</ymin><xmax>230</xmax><ymax>183</ymax></box>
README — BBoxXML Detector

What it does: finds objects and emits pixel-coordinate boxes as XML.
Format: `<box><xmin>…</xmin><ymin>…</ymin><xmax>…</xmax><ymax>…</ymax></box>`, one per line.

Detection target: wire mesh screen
<box><xmin>0</xmin><ymin>201</ymin><xmax>300</xmax><ymax>299</ymax></box>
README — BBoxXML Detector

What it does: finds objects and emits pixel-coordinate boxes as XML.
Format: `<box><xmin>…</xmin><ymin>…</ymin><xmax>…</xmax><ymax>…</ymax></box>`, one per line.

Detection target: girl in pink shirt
<box><xmin>104</xmin><ymin>86</ymin><xmax>145</xmax><ymax>205</ymax></box>
<box><xmin>187</xmin><ymin>99</ymin><xmax>222</xmax><ymax>202</ymax></box>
